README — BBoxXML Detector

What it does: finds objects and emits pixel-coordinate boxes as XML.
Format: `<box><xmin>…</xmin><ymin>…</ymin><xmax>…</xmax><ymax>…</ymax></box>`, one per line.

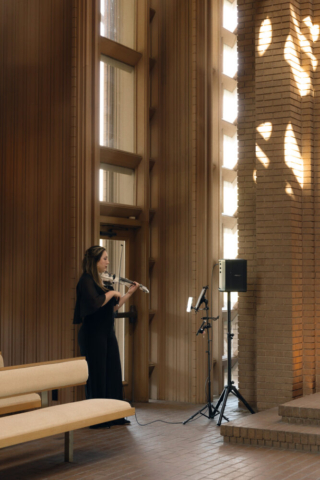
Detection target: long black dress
<box><xmin>73</xmin><ymin>273</ymin><xmax>123</xmax><ymax>400</ymax></box>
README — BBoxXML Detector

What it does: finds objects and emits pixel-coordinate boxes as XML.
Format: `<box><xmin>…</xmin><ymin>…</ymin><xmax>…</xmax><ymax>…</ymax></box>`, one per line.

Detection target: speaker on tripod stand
<box><xmin>215</xmin><ymin>259</ymin><xmax>255</xmax><ymax>426</ymax></box>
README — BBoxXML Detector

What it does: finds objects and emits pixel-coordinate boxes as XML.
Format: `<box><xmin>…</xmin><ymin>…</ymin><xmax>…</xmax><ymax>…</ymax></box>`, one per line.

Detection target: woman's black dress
<box><xmin>73</xmin><ymin>273</ymin><xmax>123</xmax><ymax>400</ymax></box>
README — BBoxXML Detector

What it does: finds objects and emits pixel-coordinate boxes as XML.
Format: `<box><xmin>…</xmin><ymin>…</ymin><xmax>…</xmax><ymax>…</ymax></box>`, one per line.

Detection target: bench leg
<box><xmin>64</xmin><ymin>431</ymin><xmax>74</xmax><ymax>462</ymax></box>
<box><xmin>40</xmin><ymin>391</ymin><xmax>48</xmax><ymax>408</ymax></box>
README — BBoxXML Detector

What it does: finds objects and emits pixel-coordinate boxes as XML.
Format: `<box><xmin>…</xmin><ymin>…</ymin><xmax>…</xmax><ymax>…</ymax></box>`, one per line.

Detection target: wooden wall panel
<box><xmin>0</xmin><ymin>1</ymin><xmax>73</xmax><ymax>380</ymax></box>
<box><xmin>153</xmin><ymin>0</ymin><xmax>213</xmax><ymax>403</ymax></box>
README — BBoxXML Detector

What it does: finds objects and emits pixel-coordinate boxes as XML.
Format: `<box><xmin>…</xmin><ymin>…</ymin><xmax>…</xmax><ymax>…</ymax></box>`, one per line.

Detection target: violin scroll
<box><xmin>100</xmin><ymin>272</ymin><xmax>149</xmax><ymax>294</ymax></box>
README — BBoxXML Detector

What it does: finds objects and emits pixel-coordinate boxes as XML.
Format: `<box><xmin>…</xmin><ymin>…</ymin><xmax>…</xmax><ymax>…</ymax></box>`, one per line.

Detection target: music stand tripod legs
<box><xmin>214</xmin><ymin>291</ymin><xmax>255</xmax><ymax>426</ymax></box>
<box><xmin>183</xmin><ymin>303</ymin><xmax>228</xmax><ymax>425</ymax></box>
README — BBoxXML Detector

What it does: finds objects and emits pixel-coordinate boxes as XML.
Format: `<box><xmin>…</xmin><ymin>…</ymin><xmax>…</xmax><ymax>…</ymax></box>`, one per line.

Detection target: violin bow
<box><xmin>118</xmin><ymin>244</ymin><xmax>124</xmax><ymax>296</ymax></box>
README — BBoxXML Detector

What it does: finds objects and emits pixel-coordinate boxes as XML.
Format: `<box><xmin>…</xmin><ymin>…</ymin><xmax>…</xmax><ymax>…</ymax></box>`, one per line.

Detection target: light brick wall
<box><xmin>238</xmin><ymin>0</ymin><xmax>318</xmax><ymax>409</ymax></box>
<box><xmin>314</xmin><ymin>5</ymin><xmax>320</xmax><ymax>392</ymax></box>
<box><xmin>237</xmin><ymin>0</ymin><xmax>257</xmax><ymax>407</ymax></box>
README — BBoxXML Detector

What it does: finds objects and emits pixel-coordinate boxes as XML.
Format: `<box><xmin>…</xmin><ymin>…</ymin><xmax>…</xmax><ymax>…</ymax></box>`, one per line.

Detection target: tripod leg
<box><xmin>217</xmin><ymin>386</ymin><xmax>230</xmax><ymax>426</ymax></box>
<box><xmin>183</xmin><ymin>404</ymin><xmax>209</xmax><ymax>425</ymax></box>
<box><xmin>213</xmin><ymin>389</ymin><xmax>225</xmax><ymax>412</ymax></box>
<box><xmin>211</xmin><ymin>390</ymin><xmax>229</xmax><ymax>422</ymax></box>
<box><xmin>231</xmin><ymin>385</ymin><xmax>255</xmax><ymax>414</ymax></box>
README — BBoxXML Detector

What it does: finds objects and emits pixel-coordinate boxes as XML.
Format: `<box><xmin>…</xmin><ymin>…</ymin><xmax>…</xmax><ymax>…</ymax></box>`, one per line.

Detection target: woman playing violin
<box><xmin>73</xmin><ymin>245</ymin><xmax>139</xmax><ymax>427</ymax></box>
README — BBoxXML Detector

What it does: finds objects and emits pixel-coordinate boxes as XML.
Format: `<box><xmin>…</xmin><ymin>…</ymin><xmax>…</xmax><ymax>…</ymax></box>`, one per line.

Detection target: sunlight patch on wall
<box><xmin>303</xmin><ymin>16</ymin><xmax>319</xmax><ymax>42</ymax></box>
<box><xmin>258</xmin><ymin>17</ymin><xmax>272</xmax><ymax>56</ymax></box>
<box><xmin>253</xmin><ymin>169</ymin><xmax>257</xmax><ymax>183</ymax></box>
<box><xmin>257</xmin><ymin>122</ymin><xmax>272</xmax><ymax>140</ymax></box>
<box><xmin>290</xmin><ymin>7</ymin><xmax>318</xmax><ymax>71</ymax></box>
<box><xmin>256</xmin><ymin>144</ymin><xmax>270</xmax><ymax>167</ymax></box>
<box><xmin>284</xmin><ymin>123</ymin><xmax>303</xmax><ymax>187</ymax></box>
<box><xmin>285</xmin><ymin>181</ymin><xmax>294</xmax><ymax>197</ymax></box>
<box><xmin>284</xmin><ymin>35</ymin><xmax>311</xmax><ymax>96</ymax></box>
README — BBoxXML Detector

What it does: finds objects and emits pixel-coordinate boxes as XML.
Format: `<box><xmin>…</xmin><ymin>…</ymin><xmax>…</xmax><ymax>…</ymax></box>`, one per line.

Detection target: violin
<box><xmin>101</xmin><ymin>272</ymin><xmax>149</xmax><ymax>294</ymax></box>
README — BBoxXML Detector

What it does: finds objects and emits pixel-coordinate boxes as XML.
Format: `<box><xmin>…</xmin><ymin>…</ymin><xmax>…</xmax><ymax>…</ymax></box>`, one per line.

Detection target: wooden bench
<box><xmin>0</xmin><ymin>352</ymin><xmax>41</xmax><ymax>415</ymax></box>
<box><xmin>0</xmin><ymin>357</ymin><xmax>135</xmax><ymax>462</ymax></box>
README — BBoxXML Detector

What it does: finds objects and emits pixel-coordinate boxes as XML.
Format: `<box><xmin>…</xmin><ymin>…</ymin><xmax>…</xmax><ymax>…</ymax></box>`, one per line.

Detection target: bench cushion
<box><xmin>0</xmin><ymin>399</ymin><xmax>135</xmax><ymax>448</ymax></box>
<box><xmin>0</xmin><ymin>393</ymin><xmax>41</xmax><ymax>416</ymax></box>
<box><xmin>0</xmin><ymin>359</ymin><xmax>88</xmax><ymax>398</ymax></box>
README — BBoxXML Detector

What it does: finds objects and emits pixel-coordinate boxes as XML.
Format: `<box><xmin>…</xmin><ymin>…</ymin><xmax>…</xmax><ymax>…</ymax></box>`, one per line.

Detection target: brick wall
<box><xmin>238</xmin><ymin>0</ymin><xmax>318</xmax><ymax>409</ymax></box>
<box><xmin>237</xmin><ymin>0</ymin><xmax>257</xmax><ymax>407</ymax></box>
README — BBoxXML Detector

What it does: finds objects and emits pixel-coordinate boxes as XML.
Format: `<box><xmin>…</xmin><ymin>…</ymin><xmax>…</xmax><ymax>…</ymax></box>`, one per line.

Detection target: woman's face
<box><xmin>96</xmin><ymin>250</ymin><xmax>109</xmax><ymax>273</ymax></box>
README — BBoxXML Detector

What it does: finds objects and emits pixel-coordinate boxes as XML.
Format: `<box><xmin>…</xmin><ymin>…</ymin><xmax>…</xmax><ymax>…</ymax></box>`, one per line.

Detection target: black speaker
<box><xmin>218</xmin><ymin>259</ymin><xmax>247</xmax><ymax>292</ymax></box>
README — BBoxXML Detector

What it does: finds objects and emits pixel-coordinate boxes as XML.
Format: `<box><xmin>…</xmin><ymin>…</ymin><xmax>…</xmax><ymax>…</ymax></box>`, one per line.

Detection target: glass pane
<box><xmin>223</xmin><ymin>0</ymin><xmax>237</xmax><ymax>33</ymax></box>
<box><xmin>99</xmin><ymin>239</ymin><xmax>126</xmax><ymax>380</ymax></box>
<box><xmin>223</xmin><ymin>134</ymin><xmax>238</xmax><ymax>169</ymax></box>
<box><xmin>223</xmin><ymin>88</ymin><xmax>237</xmax><ymax>124</ymax></box>
<box><xmin>100</xmin><ymin>55</ymin><xmax>135</xmax><ymax>152</ymax></box>
<box><xmin>223</xmin><ymin>179</ymin><xmax>237</xmax><ymax>216</ymax></box>
<box><xmin>223</xmin><ymin>225</ymin><xmax>238</xmax><ymax>259</ymax></box>
<box><xmin>99</xmin><ymin>165</ymin><xmax>135</xmax><ymax>205</ymax></box>
<box><xmin>223</xmin><ymin>291</ymin><xmax>238</xmax><ymax>311</ymax></box>
<box><xmin>100</xmin><ymin>0</ymin><xmax>136</xmax><ymax>49</ymax></box>
<box><xmin>223</xmin><ymin>43</ymin><xmax>237</xmax><ymax>78</ymax></box>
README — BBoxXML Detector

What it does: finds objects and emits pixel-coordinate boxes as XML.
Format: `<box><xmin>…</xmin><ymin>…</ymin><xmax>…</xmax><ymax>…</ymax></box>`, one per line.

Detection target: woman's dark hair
<box><xmin>82</xmin><ymin>245</ymin><xmax>108</xmax><ymax>291</ymax></box>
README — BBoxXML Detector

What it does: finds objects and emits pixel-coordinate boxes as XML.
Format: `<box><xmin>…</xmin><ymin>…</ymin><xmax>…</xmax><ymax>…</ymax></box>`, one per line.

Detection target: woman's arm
<box><xmin>102</xmin><ymin>289</ymin><xmax>121</xmax><ymax>306</ymax></box>
<box><xmin>114</xmin><ymin>282</ymin><xmax>140</xmax><ymax>312</ymax></box>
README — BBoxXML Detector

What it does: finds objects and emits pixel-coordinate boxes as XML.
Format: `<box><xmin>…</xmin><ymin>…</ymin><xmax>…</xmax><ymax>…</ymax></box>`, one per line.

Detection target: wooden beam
<box><xmin>100</xmin><ymin>146</ymin><xmax>142</xmax><ymax>169</ymax></box>
<box><xmin>100</xmin><ymin>202</ymin><xmax>143</xmax><ymax>219</ymax></box>
<box><xmin>99</xmin><ymin>36</ymin><xmax>142</xmax><ymax>66</ymax></box>
<box><xmin>100</xmin><ymin>216</ymin><xmax>142</xmax><ymax>228</ymax></box>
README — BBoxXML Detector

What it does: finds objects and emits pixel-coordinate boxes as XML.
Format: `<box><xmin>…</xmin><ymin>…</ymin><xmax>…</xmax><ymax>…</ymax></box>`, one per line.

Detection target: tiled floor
<box><xmin>2</xmin><ymin>398</ymin><xmax>320</xmax><ymax>479</ymax></box>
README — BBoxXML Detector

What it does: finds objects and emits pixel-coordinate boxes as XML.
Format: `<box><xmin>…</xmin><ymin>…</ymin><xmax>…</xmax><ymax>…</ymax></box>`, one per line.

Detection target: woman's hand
<box><xmin>127</xmin><ymin>282</ymin><xmax>140</xmax><ymax>295</ymax></box>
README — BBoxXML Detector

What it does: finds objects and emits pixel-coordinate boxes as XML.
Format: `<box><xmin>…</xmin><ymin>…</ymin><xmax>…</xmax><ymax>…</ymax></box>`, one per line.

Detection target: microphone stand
<box><xmin>183</xmin><ymin>296</ymin><xmax>229</xmax><ymax>425</ymax></box>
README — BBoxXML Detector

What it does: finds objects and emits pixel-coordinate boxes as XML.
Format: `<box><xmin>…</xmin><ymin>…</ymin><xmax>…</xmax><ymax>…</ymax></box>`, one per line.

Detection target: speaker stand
<box><xmin>214</xmin><ymin>291</ymin><xmax>255</xmax><ymax>426</ymax></box>
<box><xmin>183</xmin><ymin>303</ymin><xmax>228</xmax><ymax>425</ymax></box>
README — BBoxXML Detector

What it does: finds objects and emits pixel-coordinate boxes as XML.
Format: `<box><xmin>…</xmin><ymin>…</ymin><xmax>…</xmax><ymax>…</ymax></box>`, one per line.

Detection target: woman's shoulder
<box><xmin>78</xmin><ymin>272</ymin><xmax>92</xmax><ymax>281</ymax></box>
<box><xmin>77</xmin><ymin>272</ymin><xmax>94</xmax><ymax>287</ymax></box>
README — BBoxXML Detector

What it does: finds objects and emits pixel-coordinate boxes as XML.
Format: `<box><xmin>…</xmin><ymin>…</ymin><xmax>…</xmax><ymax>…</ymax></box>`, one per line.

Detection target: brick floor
<box><xmin>1</xmin><ymin>398</ymin><xmax>320</xmax><ymax>479</ymax></box>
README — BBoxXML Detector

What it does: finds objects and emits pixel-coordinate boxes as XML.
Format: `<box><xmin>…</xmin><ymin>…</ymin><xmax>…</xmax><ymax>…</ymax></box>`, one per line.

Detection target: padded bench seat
<box><xmin>0</xmin><ymin>352</ymin><xmax>42</xmax><ymax>415</ymax></box>
<box><xmin>0</xmin><ymin>398</ymin><xmax>134</xmax><ymax>449</ymax></box>
<box><xmin>0</xmin><ymin>393</ymin><xmax>41</xmax><ymax>416</ymax></box>
<box><xmin>0</xmin><ymin>357</ymin><xmax>135</xmax><ymax>463</ymax></box>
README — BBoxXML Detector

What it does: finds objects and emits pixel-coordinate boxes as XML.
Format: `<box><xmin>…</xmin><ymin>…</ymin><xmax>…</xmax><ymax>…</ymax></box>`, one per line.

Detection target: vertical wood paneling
<box><xmin>25</xmin><ymin>0</ymin><xmax>40</xmax><ymax>365</ymax></box>
<box><xmin>154</xmin><ymin>0</ymin><xmax>211</xmax><ymax>403</ymax></box>
<box><xmin>0</xmin><ymin>0</ymin><xmax>73</xmax><ymax>381</ymax></box>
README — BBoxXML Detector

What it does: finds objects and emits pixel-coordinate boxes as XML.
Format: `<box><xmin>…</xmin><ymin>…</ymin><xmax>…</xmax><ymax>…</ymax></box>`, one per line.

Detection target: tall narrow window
<box><xmin>221</xmin><ymin>0</ymin><xmax>239</xmax><ymax>387</ymax></box>
<box><xmin>99</xmin><ymin>165</ymin><xmax>135</xmax><ymax>204</ymax></box>
<box><xmin>223</xmin><ymin>133</ymin><xmax>237</xmax><ymax>169</ymax></box>
<box><xmin>223</xmin><ymin>0</ymin><xmax>237</xmax><ymax>33</ymax></box>
<box><xmin>100</xmin><ymin>0</ymin><xmax>136</xmax><ymax>49</ymax></box>
<box><xmin>100</xmin><ymin>56</ymin><xmax>135</xmax><ymax>151</ymax></box>
<box><xmin>223</xmin><ymin>88</ymin><xmax>237</xmax><ymax>124</ymax></box>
